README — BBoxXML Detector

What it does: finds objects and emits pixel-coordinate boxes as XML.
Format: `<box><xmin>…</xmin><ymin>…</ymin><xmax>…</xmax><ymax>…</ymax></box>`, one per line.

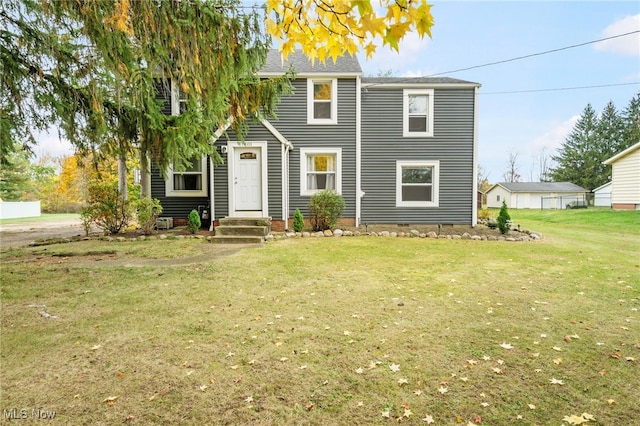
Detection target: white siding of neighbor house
<box><xmin>610</xmin><ymin>147</ymin><xmax>640</xmax><ymax>207</ymax></box>
<box><xmin>486</xmin><ymin>186</ymin><xmax>510</xmax><ymax>208</ymax></box>
<box><xmin>593</xmin><ymin>182</ymin><xmax>612</xmax><ymax>207</ymax></box>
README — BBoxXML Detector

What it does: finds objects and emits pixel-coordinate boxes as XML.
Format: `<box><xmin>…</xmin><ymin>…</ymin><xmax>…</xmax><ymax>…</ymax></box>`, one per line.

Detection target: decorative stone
<box><xmin>323</xmin><ymin>230</ymin><xmax>333</xmax><ymax>237</ymax></box>
<box><xmin>302</xmin><ymin>232</ymin><xmax>311</xmax><ymax>238</ymax></box>
<box><xmin>471</xmin><ymin>235</ymin><xmax>481</xmax><ymax>240</ymax></box>
<box><xmin>462</xmin><ymin>232</ymin><xmax>471</xmax><ymax>239</ymax></box>
<box><xmin>390</xmin><ymin>232</ymin><xmax>397</xmax><ymax>238</ymax></box>
<box><xmin>314</xmin><ymin>231</ymin><xmax>324</xmax><ymax>237</ymax></box>
<box><xmin>410</xmin><ymin>230</ymin><xmax>420</xmax><ymax>237</ymax></box>
<box><xmin>419</xmin><ymin>233</ymin><xmax>426</xmax><ymax>238</ymax></box>
<box><xmin>426</xmin><ymin>231</ymin><xmax>438</xmax><ymax>238</ymax></box>
<box><xmin>397</xmin><ymin>232</ymin><xmax>405</xmax><ymax>237</ymax></box>
<box><xmin>343</xmin><ymin>230</ymin><xmax>354</xmax><ymax>237</ymax></box>
<box><xmin>333</xmin><ymin>229</ymin><xmax>343</xmax><ymax>237</ymax></box>
<box><xmin>116</xmin><ymin>237</ymin><xmax>126</xmax><ymax>242</ymax></box>
<box><xmin>451</xmin><ymin>235</ymin><xmax>461</xmax><ymax>239</ymax></box>
<box><xmin>286</xmin><ymin>232</ymin><xmax>297</xmax><ymax>238</ymax></box>
<box><xmin>265</xmin><ymin>234</ymin><xmax>275</xmax><ymax>241</ymax></box>
<box><xmin>380</xmin><ymin>231</ymin><xmax>390</xmax><ymax>237</ymax></box>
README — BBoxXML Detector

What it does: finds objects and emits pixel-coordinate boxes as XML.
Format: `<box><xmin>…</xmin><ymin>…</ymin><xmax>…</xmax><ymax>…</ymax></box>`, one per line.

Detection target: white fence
<box><xmin>0</xmin><ymin>201</ymin><xmax>41</xmax><ymax>219</ymax></box>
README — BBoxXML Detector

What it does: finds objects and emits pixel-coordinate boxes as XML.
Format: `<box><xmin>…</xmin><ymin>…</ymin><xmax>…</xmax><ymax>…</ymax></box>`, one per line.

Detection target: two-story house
<box><xmin>151</xmin><ymin>50</ymin><xmax>480</xmax><ymax>232</ymax></box>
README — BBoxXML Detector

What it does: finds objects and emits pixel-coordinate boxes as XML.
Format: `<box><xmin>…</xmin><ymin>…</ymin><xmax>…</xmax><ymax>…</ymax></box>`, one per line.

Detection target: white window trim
<box><xmin>307</xmin><ymin>78</ymin><xmax>338</xmax><ymax>125</ymax></box>
<box><xmin>396</xmin><ymin>160</ymin><xmax>439</xmax><ymax>207</ymax></box>
<box><xmin>165</xmin><ymin>156</ymin><xmax>208</xmax><ymax>197</ymax></box>
<box><xmin>403</xmin><ymin>89</ymin><xmax>434</xmax><ymax>137</ymax></box>
<box><xmin>170</xmin><ymin>78</ymin><xmax>186</xmax><ymax>116</ymax></box>
<box><xmin>300</xmin><ymin>148</ymin><xmax>342</xmax><ymax>196</ymax></box>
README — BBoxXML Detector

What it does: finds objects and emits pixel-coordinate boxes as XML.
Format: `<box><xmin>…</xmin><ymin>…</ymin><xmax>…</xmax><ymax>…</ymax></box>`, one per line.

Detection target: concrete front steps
<box><xmin>210</xmin><ymin>217</ymin><xmax>271</xmax><ymax>244</ymax></box>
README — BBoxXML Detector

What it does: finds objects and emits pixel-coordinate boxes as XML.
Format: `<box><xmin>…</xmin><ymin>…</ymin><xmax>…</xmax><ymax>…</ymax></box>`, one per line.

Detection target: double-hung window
<box><xmin>307</xmin><ymin>78</ymin><xmax>337</xmax><ymax>124</ymax></box>
<box><xmin>300</xmin><ymin>148</ymin><xmax>342</xmax><ymax>196</ymax></box>
<box><xmin>165</xmin><ymin>156</ymin><xmax>208</xmax><ymax>197</ymax></box>
<box><xmin>396</xmin><ymin>160</ymin><xmax>439</xmax><ymax>207</ymax></box>
<box><xmin>403</xmin><ymin>89</ymin><xmax>434</xmax><ymax>137</ymax></box>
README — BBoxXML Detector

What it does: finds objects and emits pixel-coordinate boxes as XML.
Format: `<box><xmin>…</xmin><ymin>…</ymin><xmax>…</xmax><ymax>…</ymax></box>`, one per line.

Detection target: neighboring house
<box><xmin>592</xmin><ymin>182</ymin><xmax>612</xmax><ymax>207</ymax></box>
<box><xmin>485</xmin><ymin>182</ymin><xmax>588</xmax><ymax>209</ymax></box>
<box><xmin>151</xmin><ymin>51</ymin><xmax>481</xmax><ymax>231</ymax></box>
<box><xmin>603</xmin><ymin>141</ymin><xmax>640</xmax><ymax>210</ymax></box>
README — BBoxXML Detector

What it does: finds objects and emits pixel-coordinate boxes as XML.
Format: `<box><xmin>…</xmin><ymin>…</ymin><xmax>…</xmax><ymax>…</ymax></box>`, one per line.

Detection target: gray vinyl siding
<box><xmin>151</xmin><ymin>162</ymin><xmax>210</xmax><ymax>222</ymax></box>
<box><xmin>288</xmin><ymin>78</ymin><xmax>356</xmax><ymax>219</ymax></box>
<box><xmin>244</xmin><ymin>77</ymin><xmax>358</xmax><ymax>220</ymax></box>
<box><xmin>361</xmin><ymin>87</ymin><xmax>476</xmax><ymax>224</ymax></box>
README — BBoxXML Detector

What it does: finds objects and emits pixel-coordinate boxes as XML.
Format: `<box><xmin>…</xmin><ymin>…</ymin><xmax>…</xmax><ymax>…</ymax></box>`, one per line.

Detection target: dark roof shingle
<box><xmin>260</xmin><ymin>50</ymin><xmax>362</xmax><ymax>75</ymax></box>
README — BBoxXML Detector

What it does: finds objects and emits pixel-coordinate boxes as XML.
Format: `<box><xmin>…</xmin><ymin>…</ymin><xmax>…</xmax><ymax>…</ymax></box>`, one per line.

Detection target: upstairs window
<box><xmin>403</xmin><ymin>89</ymin><xmax>434</xmax><ymax>137</ymax></box>
<box><xmin>300</xmin><ymin>148</ymin><xmax>342</xmax><ymax>195</ymax></box>
<box><xmin>307</xmin><ymin>78</ymin><xmax>337</xmax><ymax>124</ymax></box>
<box><xmin>165</xmin><ymin>156</ymin><xmax>208</xmax><ymax>197</ymax></box>
<box><xmin>171</xmin><ymin>79</ymin><xmax>187</xmax><ymax>115</ymax></box>
<box><xmin>396</xmin><ymin>160</ymin><xmax>439</xmax><ymax>207</ymax></box>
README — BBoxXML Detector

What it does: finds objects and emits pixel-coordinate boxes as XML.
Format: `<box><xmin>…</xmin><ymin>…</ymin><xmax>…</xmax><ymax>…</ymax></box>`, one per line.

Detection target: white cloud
<box><xmin>594</xmin><ymin>14</ymin><xmax>640</xmax><ymax>56</ymax></box>
<box><xmin>529</xmin><ymin>115</ymin><xmax>580</xmax><ymax>155</ymax></box>
<box><xmin>35</xmin><ymin>129</ymin><xmax>74</xmax><ymax>160</ymax></box>
<box><xmin>359</xmin><ymin>31</ymin><xmax>431</xmax><ymax>76</ymax></box>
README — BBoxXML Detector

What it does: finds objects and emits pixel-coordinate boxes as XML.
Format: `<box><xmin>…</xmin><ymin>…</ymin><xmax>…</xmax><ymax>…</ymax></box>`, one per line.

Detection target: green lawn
<box><xmin>1</xmin><ymin>209</ymin><xmax>638</xmax><ymax>425</ymax></box>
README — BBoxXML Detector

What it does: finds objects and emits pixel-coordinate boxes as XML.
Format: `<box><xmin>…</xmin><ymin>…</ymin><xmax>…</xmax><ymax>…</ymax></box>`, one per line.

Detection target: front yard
<box><xmin>1</xmin><ymin>209</ymin><xmax>638</xmax><ymax>424</ymax></box>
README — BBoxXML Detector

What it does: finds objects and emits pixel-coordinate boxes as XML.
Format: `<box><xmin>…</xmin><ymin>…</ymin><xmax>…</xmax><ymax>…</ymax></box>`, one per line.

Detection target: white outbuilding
<box><xmin>485</xmin><ymin>182</ymin><xmax>588</xmax><ymax>209</ymax></box>
<box><xmin>603</xmin><ymin>141</ymin><xmax>640</xmax><ymax>210</ymax></box>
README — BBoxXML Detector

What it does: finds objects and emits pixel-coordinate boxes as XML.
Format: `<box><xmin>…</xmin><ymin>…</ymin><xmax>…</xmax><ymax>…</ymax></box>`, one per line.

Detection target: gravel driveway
<box><xmin>0</xmin><ymin>216</ymin><xmax>88</xmax><ymax>248</ymax></box>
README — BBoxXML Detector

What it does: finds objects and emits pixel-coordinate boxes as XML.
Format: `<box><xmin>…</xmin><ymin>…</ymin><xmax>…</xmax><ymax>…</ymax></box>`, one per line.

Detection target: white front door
<box><xmin>234</xmin><ymin>147</ymin><xmax>262</xmax><ymax>211</ymax></box>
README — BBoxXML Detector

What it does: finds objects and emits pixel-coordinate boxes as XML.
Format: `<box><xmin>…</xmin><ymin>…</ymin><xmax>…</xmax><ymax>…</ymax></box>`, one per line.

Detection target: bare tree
<box><xmin>502</xmin><ymin>151</ymin><xmax>521</xmax><ymax>183</ymax></box>
<box><xmin>537</xmin><ymin>147</ymin><xmax>552</xmax><ymax>182</ymax></box>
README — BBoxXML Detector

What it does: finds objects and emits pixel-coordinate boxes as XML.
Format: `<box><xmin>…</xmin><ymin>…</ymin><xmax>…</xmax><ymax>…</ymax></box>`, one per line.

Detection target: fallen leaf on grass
<box><xmin>404</xmin><ymin>408</ymin><xmax>413</xmax><ymax>418</ymax></box>
<box><xmin>398</xmin><ymin>378</ymin><xmax>409</xmax><ymax>386</ymax></box>
<box><xmin>438</xmin><ymin>386</ymin><xmax>448</xmax><ymax>394</ymax></box>
<box><xmin>550</xmin><ymin>378</ymin><xmax>564</xmax><ymax>385</ymax></box>
<box><xmin>625</xmin><ymin>357</ymin><xmax>635</xmax><ymax>362</ymax></box>
<box><xmin>553</xmin><ymin>346</ymin><xmax>563</xmax><ymax>352</ymax></box>
<box><xmin>355</xmin><ymin>368</ymin><xmax>363</xmax><ymax>374</ymax></box>
<box><xmin>103</xmin><ymin>396</ymin><xmax>118</xmax><ymax>405</ymax></box>
<box><xmin>562</xmin><ymin>412</ymin><xmax>595</xmax><ymax>424</ymax></box>
<box><xmin>528</xmin><ymin>404</ymin><xmax>536</xmax><ymax>410</ymax></box>
<box><xmin>500</xmin><ymin>343</ymin><xmax>514</xmax><ymax>349</ymax></box>
<box><xmin>607</xmin><ymin>399</ymin><xmax>616</xmax><ymax>405</ymax></box>
<box><xmin>381</xmin><ymin>411</ymin><xmax>390</xmax><ymax>418</ymax></box>
<box><xmin>389</xmin><ymin>363</ymin><xmax>401</xmax><ymax>372</ymax></box>
<box><xmin>422</xmin><ymin>414</ymin><xmax>435</xmax><ymax>423</ymax></box>
<box><xmin>90</xmin><ymin>344</ymin><xmax>101</xmax><ymax>351</ymax></box>
<box><xmin>553</xmin><ymin>358</ymin><xmax>563</xmax><ymax>365</ymax></box>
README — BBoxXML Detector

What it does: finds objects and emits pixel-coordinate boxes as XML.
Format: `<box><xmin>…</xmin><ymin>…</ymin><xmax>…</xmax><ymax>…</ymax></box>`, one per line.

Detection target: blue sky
<box><xmin>357</xmin><ymin>1</ymin><xmax>640</xmax><ymax>182</ymax></box>
<box><xmin>38</xmin><ymin>1</ymin><xmax>639</xmax><ymax>183</ymax></box>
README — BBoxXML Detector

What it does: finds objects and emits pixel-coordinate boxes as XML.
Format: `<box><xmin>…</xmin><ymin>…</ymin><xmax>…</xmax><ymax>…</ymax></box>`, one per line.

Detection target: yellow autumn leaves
<box><xmin>266</xmin><ymin>0</ymin><xmax>434</xmax><ymax>63</ymax></box>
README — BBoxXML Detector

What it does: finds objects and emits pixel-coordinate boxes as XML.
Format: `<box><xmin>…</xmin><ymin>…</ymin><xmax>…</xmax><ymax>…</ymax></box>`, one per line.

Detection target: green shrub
<box><xmin>188</xmin><ymin>209</ymin><xmax>201</xmax><ymax>234</ymax></box>
<box><xmin>497</xmin><ymin>201</ymin><xmax>511</xmax><ymax>234</ymax></box>
<box><xmin>136</xmin><ymin>198</ymin><xmax>163</xmax><ymax>235</ymax></box>
<box><xmin>293</xmin><ymin>208</ymin><xmax>305</xmax><ymax>232</ymax></box>
<box><xmin>82</xmin><ymin>181</ymin><xmax>133</xmax><ymax>235</ymax></box>
<box><xmin>308</xmin><ymin>190</ymin><xmax>345</xmax><ymax>231</ymax></box>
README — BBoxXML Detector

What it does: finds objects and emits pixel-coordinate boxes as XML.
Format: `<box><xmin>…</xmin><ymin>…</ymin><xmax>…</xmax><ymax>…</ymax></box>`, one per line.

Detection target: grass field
<box><xmin>1</xmin><ymin>208</ymin><xmax>638</xmax><ymax>425</ymax></box>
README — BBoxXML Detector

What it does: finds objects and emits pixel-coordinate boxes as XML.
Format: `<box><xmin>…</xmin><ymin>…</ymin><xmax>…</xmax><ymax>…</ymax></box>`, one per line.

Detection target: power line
<box><xmin>481</xmin><ymin>82</ymin><xmax>640</xmax><ymax>95</ymax></box>
<box><xmin>427</xmin><ymin>30</ymin><xmax>640</xmax><ymax>77</ymax></box>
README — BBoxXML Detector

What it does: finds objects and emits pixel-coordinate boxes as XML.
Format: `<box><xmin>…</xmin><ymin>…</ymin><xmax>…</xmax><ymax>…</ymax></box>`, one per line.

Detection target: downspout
<box><xmin>472</xmin><ymin>86</ymin><xmax>480</xmax><ymax>227</ymax></box>
<box><xmin>355</xmin><ymin>75</ymin><xmax>362</xmax><ymax>228</ymax></box>
<box><xmin>282</xmin><ymin>144</ymin><xmax>289</xmax><ymax>231</ymax></box>
<box><xmin>209</xmin><ymin>155</ymin><xmax>215</xmax><ymax>231</ymax></box>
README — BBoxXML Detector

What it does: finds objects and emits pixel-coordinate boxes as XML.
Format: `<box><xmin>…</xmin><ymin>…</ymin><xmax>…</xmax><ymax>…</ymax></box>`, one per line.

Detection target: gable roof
<box><xmin>260</xmin><ymin>50</ymin><xmax>362</xmax><ymax>76</ymax></box>
<box><xmin>592</xmin><ymin>181</ymin><xmax>612</xmax><ymax>193</ymax></box>
<box><xmin>490</xmin><ymin>182</ymin><xmax>588</xmax><ymax>193</ymax></box>
<box><xmin>603</xmin><ymin>141</ymin><xmax>640</xmax><ymax>165</ymax></box>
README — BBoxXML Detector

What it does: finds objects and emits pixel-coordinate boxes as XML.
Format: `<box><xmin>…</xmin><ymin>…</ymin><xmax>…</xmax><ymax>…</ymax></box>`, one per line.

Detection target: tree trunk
<box><xmin>118</xmin><ymin>153</ymin><xmax>127</xmax><ymax>200</ymax></box>
<box><xmin>139</xmin><ymin>151</ymin><xmax>151</xmax><ymax>199</ymax></box>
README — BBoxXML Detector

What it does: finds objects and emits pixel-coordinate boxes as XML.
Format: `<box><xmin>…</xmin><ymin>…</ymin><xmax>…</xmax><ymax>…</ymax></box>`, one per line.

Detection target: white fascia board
<box><xmin>259</xmin><ymin>72</ymin><xmax>362</xmax><ymax>78</ymax></box>
<box><xmin>362</xmin><ymin>83</ymin><xmax>481</xmax><ymax>90</ymax></box>
<box><xmin>261</xmin><ymin>118</ymin><xmax>293</xmax><ymax>150</ymax></box>
<box><xmin>603</xmin><ymin>141</ymin><xmax>640</xmax><ymax>164</ymax></box>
